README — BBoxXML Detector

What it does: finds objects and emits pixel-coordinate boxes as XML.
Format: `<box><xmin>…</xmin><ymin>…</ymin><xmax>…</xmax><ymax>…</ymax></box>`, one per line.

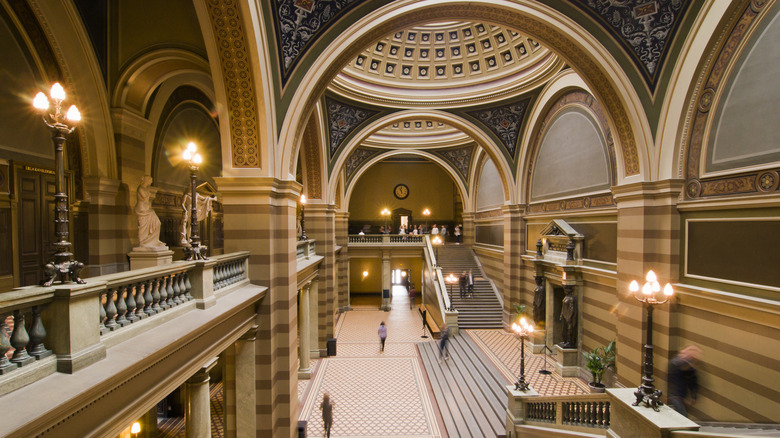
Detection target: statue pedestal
<box><xmin>530</xmin><ymin>329</ymin><xmax>546</xmax><ymax>353</ymax></box>
<box><xmin>554</xmin><ymin>344</ymin><xmax>580</xmax><ymax>377</ymax></box>
<box><xmin>128</xmin><ymin>248</ymin><xmax>173</xmax><ymax>270</ymax></box>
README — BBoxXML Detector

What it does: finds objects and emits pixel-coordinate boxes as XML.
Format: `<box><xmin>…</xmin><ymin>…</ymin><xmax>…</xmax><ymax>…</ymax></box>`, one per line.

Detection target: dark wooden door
<box><xmin>17</xmin><ymin>169</ymin><xmax>56</xmax><ymax>286</ymax></box>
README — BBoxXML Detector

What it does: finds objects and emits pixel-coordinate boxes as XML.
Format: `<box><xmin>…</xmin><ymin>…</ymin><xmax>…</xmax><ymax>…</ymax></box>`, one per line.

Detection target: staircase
<box><xmin>437</xmin><ymin>244</ymin><xmax>503</xmax><ymax>329</ymax></box>
<box><xmin>418</xmin><ymin>332</ymin><xmax>509</xmax><ymax>438</ymax></box>
<box><xmin>698</xmin><ymin>423</ymin><xmax>780</xmax><ymax>437</ymax></box>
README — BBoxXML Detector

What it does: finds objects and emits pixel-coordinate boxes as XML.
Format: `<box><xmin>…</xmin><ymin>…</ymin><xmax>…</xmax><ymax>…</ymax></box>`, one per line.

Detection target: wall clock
<box><xmin>393</xmin><ymin>183</ymin><xmax>409</xmax><ymax>199</ymax></box>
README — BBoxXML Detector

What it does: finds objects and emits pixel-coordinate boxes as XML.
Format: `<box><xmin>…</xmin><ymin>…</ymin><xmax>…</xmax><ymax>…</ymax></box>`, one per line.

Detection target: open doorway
<box><xmin>392</xmin><ymin>268</ymin><xmax>410</xmax><ymax>287</ymax></box>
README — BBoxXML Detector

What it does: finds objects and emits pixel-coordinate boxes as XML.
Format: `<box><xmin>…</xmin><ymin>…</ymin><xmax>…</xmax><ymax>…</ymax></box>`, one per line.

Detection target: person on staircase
<box><xmin>459</xmin><ymin>271</ymin><xmax>468</xmax><ymax>299</ymax></box>
<box><xmin>467</xmin><ymin>269</ymin><xmax>474</xmax><ymax>298</ymax></box>
<box><xmin>439</xmin><ymin>324</ymin><xmax>450</xmax><ymax>361</ymax></box>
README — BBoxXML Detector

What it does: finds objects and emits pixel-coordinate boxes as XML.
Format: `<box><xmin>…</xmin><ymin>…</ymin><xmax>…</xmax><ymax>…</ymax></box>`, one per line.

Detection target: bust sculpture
<box><xmin>134</xmin><ymin>176</ymin><xmax>167</xmax><ymax>250</ymax></box>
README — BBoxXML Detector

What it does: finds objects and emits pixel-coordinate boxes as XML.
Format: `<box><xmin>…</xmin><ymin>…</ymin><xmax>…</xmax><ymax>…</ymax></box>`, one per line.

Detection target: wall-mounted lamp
<box><xmin>299</xmin><ymin>194</ymin><xmax>308</xmax><ymax>241</ymax></box>
<box><xmin>131</xmin><ymin>422</ymin><xmax>141</xmax><ymax>438</ymax></box>
<box><xmin>362</xmin><ymin>270</ymin><xmax>369</xmax><ymax>278</ymax></box>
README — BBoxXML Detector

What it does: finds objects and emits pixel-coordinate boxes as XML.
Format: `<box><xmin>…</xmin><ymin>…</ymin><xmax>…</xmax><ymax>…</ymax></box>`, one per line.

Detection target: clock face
<box><xmin>394</xmin><ymin>183</ymin><xmax>409</xmax><ymax>199</ymax></box>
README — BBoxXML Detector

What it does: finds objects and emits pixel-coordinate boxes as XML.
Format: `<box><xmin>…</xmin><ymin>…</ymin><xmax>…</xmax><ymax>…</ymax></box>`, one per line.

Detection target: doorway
<box><xmin>16</xmin><ymin>166</ymin><xmax>57</xmax><ymax>286</ymax></box>
<box><xmin>392</xmin><ymin>268</ymin><xmax>410</xmax><ymax>287</ymax></box>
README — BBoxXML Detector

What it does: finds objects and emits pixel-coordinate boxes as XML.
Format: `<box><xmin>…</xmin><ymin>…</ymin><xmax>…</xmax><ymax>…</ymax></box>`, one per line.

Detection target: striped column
<box><xmin>502</xmin><ymin>205</ymin><xmax>525</xmax><ymax>327</ymax></box>
<box><xmin>216</xmin><ymin>176</ymin><xmax>299</xmax><ymax>438</ymax></box>
<box><xmin>612</xmin><ymin>180</ymin><xmax>683</xmax><ymax>389</ymax></box>
<box><xmin>306</xmin><ymin>203</ymin><xmax>336</xmax><ymax>354</ymax></box>
<box><xmin>335</xmin><ymin>211</ymin><xmax>350</xmax><ymax>311</ymax></box>
<box><xmin>224</xmin><ymin>326</ymin><xmax>257</xmax><ymax>438</ymax></box>
<box><xmin>462</xmin><ymin>212</ymin><xmax>475</xmax><ymax>246</ymax></box>
<box><xmin>84</xmin><ymin>177</ymin><xmax>126</xmax><ymax>275</ymax></box>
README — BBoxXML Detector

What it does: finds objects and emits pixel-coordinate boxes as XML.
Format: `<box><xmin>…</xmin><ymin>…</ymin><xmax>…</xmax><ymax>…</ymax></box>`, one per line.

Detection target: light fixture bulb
<box><xmin>193</xmin><ymin>153</ymin><xmax>203</xmax><ymax>164</ymax></box>
<box><xmin>33</xmin><ymin>92</ymin><xmax>49</xmax><ymax>110</ymax></box>
<box><xmin>130</xmin><ymin>422</ymin><xmax>141</xmax><ymax>434</ymax></box>
<box><xmin>663</xmin><ymin>283</ymin><xmax>674</xmax><ymax>297</ymax></box>
<box><xmin>362</xmin><ymin>271</ymin><xmax>368</xmax><ymax>277</ymax></box>
<box><xmin>50</xmin><ymin>83</ymin><xmax>66</xmax><ymax>101</ymax></box>
<box><xmin>401</xmin><ymin>271</ymin><xmax>407</xmax><ymax>277</ymax></box>
<box><xmin>187</xmin><ymin>142</ymin><xmax>197</xmax><ymax>152</ymax></box>
<box><xmin>629</xmin><ymin>280</ymin><xmax>639</xmax><ymax>293</ymax></box>
<box><xmin>301</xmin><ymin>194</ymin><xmax>306</xmax><ymax>204</ymax></box>
<box><xmin>183</xmin><ymin>149</ymin><xmax>192</xmax><ymax>161</ymax></box>
<box><xmin>642</xmin><ymin>282</ymin><xmax>652</xmax><ymax>296</ymax></box>
<box><xmin>651</xmin><ymin>281</ymin><xmax>661</xmax><ymax>293</ymax></box>
<box><xmin>66</xmin><ymin>105</ymin><xmax>81</xmax><ymax>122</ymax></box>
<box><xmin>646</xmin><ymin>270</ymin><xmax>657</xmax><ymax>283</ymax></box>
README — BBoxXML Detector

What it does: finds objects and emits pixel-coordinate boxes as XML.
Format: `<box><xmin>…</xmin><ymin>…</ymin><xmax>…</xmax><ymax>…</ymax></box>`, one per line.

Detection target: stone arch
<box><xmin>326</xmin><ymin>110</ymin><xmax>515</xmax><ymax>205</ymax></box>
<box><xmin>280</xmin><ymin>1</ymin><xmax>651</xmax><ymax>186</ymax></box>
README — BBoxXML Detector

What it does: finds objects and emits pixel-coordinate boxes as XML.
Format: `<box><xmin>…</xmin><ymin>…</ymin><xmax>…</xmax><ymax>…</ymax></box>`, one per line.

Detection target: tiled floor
<box><xmin>297</xmin><ymin>287</ymin><xmax>589</xmax><ymax>437</ymax></box>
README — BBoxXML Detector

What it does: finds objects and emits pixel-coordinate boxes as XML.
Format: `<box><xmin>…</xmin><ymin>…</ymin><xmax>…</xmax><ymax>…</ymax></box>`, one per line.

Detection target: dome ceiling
<box><xmin>330</xmin><ymin>21</ymin><xmax>563</xmax><ymax>107</ymax></box>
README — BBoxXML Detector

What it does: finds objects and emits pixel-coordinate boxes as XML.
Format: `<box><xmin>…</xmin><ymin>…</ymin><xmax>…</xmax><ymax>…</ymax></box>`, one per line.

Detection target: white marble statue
<box><xmin>134</xmin><ymin>176</ymin><xmax>167</xmax><ymax>250</ymax></box>
<box><xmin>180</xmin><ymin>189</ymin><xmax>214</xmax><ymax>245</ymax></box>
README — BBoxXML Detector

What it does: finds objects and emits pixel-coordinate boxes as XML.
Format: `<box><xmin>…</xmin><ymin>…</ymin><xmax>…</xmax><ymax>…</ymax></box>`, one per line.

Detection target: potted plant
<box><xmin>583</xmin><ymin>340</ymin><xmax>616</xmax><ymax>393</ymax></box>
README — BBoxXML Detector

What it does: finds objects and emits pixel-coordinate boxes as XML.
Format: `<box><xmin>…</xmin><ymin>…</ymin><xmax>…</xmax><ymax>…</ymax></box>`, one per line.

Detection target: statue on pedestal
<box><xmin>533</xmin><ymin>275</ymin><xmax>546</xmax><ymax>325</ymax></box>
<box><xmin>560</xmin><ymin>284</ymin><xmax>577</xmax><ymax>348</ymax></box>
<box><xmin>180</xmin><ymin>189</ymin><xmax>214</xmax><ymax>245</ymax></box>
<box><xmin>134</xmin><ymin>176</ymin><xmax>167</xmax><ymax>250</ymax></box>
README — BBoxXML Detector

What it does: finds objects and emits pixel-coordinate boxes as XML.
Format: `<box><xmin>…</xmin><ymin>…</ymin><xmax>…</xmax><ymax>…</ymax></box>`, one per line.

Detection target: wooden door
<box><xmin>16</xmin><ymin>169</ymin><xmax>55</xmax><ymax>286</ymax></box>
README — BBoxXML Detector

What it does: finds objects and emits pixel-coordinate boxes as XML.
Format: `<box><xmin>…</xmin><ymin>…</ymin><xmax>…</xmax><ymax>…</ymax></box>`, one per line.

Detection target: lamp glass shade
<box><xmin>642</xmin><ymin>282</ymin><xmax>652</xmax><ymax>296</ymax></box>
<box><xmin>646</xmin><ymin>270</ymin><xmax>657</xmax><ymax>283</ymax></box>
<box><xmin>663</xmin><ymin>283</ymin><xmax>674</xmax><ymax>297</ymax></box>
<box><xmin>301</xmin><ymin>194</ymin><xmax>306</xmax><ymax>204</ymax></box>
<box><xmin>33</xmin><ymin>92</ymin><xmax>49</xmax><ymax>110</ymax></box>
<box><xmin>50</xmin><ymin>83</ymin><xmax>65</xmax><ymax>101</ymax></box>
<box><xmin>629</xmin><ymin>280</ymin><xmax>639</xmax><ymax>293</ymax></box>
<box><xmin>130</xmin><ymin>422</ymin><xmax>141</xmax><ymax>434</ymax></box>
<box><xmin>187</xmin><ymin>142</ymin><xmax>197</xmax><ymax>152</ymax></box>
<box><xmin>66</xmin><ymin>105</ymin><xmax>81</xmax><ymax>122</ymax></box>
<box><xmin>183</xmin><ymin>149</ymin><xmax>192</xmax><ymax>161</ymax></box>
<box><xmin>193</xmin><ymin>153</ymin><xmax>203</xmax><ymax>164</ymax></box>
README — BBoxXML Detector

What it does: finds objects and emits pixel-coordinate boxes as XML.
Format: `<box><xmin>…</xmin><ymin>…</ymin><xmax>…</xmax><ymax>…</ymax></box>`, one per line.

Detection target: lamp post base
<box><xmin>185</xmin><ymin>244</ymin><xmax>208</xmax><ymax>261</ymax></box>
<box><xmin>43</xmin><ymin>259</ymin><xmax>86</xmax><ymax>287</ymax></box>
<box><xmin>632</xmin><ymin>386</ymin><xmax>664</xmax><ymax>411</ymax></box>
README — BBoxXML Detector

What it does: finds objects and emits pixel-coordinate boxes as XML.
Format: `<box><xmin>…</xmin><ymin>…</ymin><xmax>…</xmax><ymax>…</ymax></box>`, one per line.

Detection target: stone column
<box><xmin>216</xmin><ymin>176</ymin><xmax>299</xmax><ymax>438</ymax></box>
<box><xmin>298</xmin><ymin>283</ymin><xmax>312</xmax><ymax>378</ymax></box>
<box><xmin>502</xmin><ymin>205</ymin><xmax>525</xmax><ymax>328</ymax></box>
<box><xmin>335</xmin><ymin>211</ymin><xmax>350</xmax><ymax>311</ymax></box>
<box><xmin>611</xmin><ymin>180</ymin><xmax>683</xmax><ymax>389</ymax></box>
<box><xmin>381</xmin><ymin>250</ymin><xmax>391</xmax><ymax>311</ymax></box>
<box><xmin>462</xmin><ymin>212</ymin><xmax>475</xmax><ymax>246</ymax></box>
<box><xmin>83</xmin><ymin>177</ymin><xmax>123</xmax><ymax>276</ymax></box>
<box><xmin>225</xmin><ymin>326</ymin><xmax>258</xmax><ymax>438</ymax></box>
<box><xmin>185</xmin><ymin>357</ymin><xmax>219</xmax><ymax>437</ymax></box>
<box><xmin>306</xmin><ymin>202</ymin><xmax>336</xmax><ymax>355</ymax></box>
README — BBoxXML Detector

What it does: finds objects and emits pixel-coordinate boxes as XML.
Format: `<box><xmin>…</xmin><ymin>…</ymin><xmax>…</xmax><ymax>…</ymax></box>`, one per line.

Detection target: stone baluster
<box><xmin>151</xmin><ymin>278</ymin><xmax>162</xmax><ymax>313</ymax></box>
<box><xmin>184</xmin><ymin>271</ymin><xmax>193</xmax><ymax>301</ymax></box>
<box><xmin>126</xmin><ymin>284</ymin><xmax>139</xmax><ymax>323</ymax></box>
<box><xmin>143</xmin><ymin>279</ymin><xmax>154</xmax><ymax>316</ymax></box>
<box><xmin>159</xmin><ymin>277</ymin><xmax>169</xmax><ymax>310</ymax></box>
<box><xmin>99</xmin><ymin>291</ymin><xmax>108</xmax><ymax>335</ymax></box>
<box><xmin>0</xmin><ymin>315</ymin><xmax>16</xmax><ymax>374</ymax></box>
<box><xmin>179</xmin><ymin>273</ymin><xmax>190</xmax><ymax>301</ymax></box>
<box><xmin>172</xmin><ymin>273</ymin><xmax>182</xmax><ymax>305</ymax></box>
<box><xmin>10</xmin><ymin>310</ymin><xmax>34</xmax><ymax>366</ymax></box>
<box><xmin>134</xmin><ymin>282</ymin><xmax>146</xmax><ymax>320</ymax></box>
<box><xmin>213</xmin><ymin>264</ymin><xmax>221</xmax><ymax>290</ymax></box>
<box><xmin>115</xmin><ymin>285</ymin><xmax>130</xmax><ymax>326</ymax></box>
<box><xmin>104</xmin><ymin>287</ymin><xmax>119</xmax><ymax>331</ymax></box>
<box><xmin>28</xmin><ymin>306</ymin><xmax>52</xmax><ymax>360</ymax></box>
<box><xmin>227</xmin><ymin>261</ymin><xmax>235</xmax><ymax>284</ymax></box>
<box><xmin>166</xmin><ymin>274</ymin><xmax>175</xmax><ymax>307</ymax></box>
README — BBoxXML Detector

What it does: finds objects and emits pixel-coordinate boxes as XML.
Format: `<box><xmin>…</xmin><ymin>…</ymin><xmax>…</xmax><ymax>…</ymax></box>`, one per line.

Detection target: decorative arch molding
<box><xmin>112</xmin><ymin>48</ymin><xmax>212</xmax><ymax>114</ymax></box>
<box><xmin>524</xmin><ymin>89</ymin><xmax>617</xmax><ymax>205</ymax></box>
<box><xmin>341</xmin><ymin>149</ymin><xmax>470</xmax><ymax>211</ymax></box>
<box><xmin>300</xmin><ymin>107</ymin><xmax>325</xmax><ymax>200</ymax></box>
<box><xmin>280</xmin><ymin>1</ymin><xmax>649</xmax><ymax>183</ymax></box>
<box><xmin>682</xmin><ymin>0</ymin><xmax>779</xmax><ymax>200</ymax></box>
<box><xmin>325</xmin><ymin>110</ymin><xmax>515</xmax><ymax>205</ymax></box>
<box><xmin>29</xmin><ymin>0</ymin><xmax>116</xmax><ymax>179</ymax></box>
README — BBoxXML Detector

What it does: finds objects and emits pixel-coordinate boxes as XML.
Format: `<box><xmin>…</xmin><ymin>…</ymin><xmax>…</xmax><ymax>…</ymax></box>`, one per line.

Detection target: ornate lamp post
<box><xmin>431</xmin><ymin>235</ymin><xmax>442</xmax><ymax>267</ymax></box>
<box><xmin>422</xmin><ymin>208</ymin><xmax>430</xmax><ymax>232</ymax></box>
<box><xmin>445</xmin><ymin>273</ymin><xmax>457</xmax><ymax>311</ymax></box>
<box><xmin>512</xmin><ymin>317</ymin><xmax>534</xmax><ymax>391</ymax></box>
<box><xmin>299</xmin><ymin>194</ymin><xmax>308</xmax><ymax>241</ymax></box>
<box><xmin>381</xmin><ymin>208</ymin><xmax>390</xmax><ymax>233</ymax></box>
<box><xmin>183</xmin><ymin>142</ymin><xmax>206</xmax><ymax>261</ymax></box>
<box><xmin>630</xmin><ymin>270</ymin><xmax>674</xmax><ymax>411</ymax></box>
<box><xmin>33</xmin><ymin>83</ymin><xmax>85</xmax><ymax>286</ymax></box>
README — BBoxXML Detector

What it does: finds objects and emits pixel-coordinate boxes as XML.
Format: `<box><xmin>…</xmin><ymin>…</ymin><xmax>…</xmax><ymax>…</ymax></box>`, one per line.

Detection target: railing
<box><xmin>348</xmin><ymin>234</ymin><xmax>425</xmax><ymax>245</ymax></box>
<box><xmin>0</xmin><ymin>251</ymin><xmax>251</xmax><ymax>395</ymax></box>
<box><xmin>296</xmin><ymin>239</ymin><xmax>316</xmax><ymax>259</ymax></box>
<box><xmin>507</xmin><ymin>391</ymin><xmax>611</xmax><ymax>433</ymax></box>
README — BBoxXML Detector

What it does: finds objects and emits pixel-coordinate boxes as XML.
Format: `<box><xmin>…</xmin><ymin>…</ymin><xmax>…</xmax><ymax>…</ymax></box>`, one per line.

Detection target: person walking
<box><xmin>439</xmin><ymin>324</ymin><xmax>450</xmax><ymax>361</ymax></box>
<box><xmin>321</xmin><ymin>392</ymin><xmax>333</xmax><ymax>438</ymax></box>
<box><xmin>459</xmin><ymin>271</ymin><xmax>467</xmax><ymax>299</ymax></box>
<box><xmin>378</xmin><ymin>321</ymin><xmax>387</xmax><ymax>353</ymax></box>
<box><xmin>454</xmin><ymin>224</ymin><xmax>462</xmax><ymax>243</ymax></box>
<box><xmin>467</xmin><ymin>269</ymin><xmax>474</xmax><ymax>297</ymax></box>
<box><xmin>431</xmin><ymin>224</ymin><xmax>439</xmax><ymax>236</ymax></box>
<box><xmin>408</xmin><ymin>283</ymin><xmax>416</xmax><ymax>309</ymax></box>
<box><xmin>668</xmin><ymin>345</ymin><xmax>702</xmax><ymax>417</ymax></box>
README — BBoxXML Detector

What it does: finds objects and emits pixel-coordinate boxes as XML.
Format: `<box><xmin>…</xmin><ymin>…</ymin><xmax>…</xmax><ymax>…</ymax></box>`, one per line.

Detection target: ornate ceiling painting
<box><xmin>324</xmin><ymin>96</ymin><xmax>380</xmax><ymax>160</ymax></box>
<box><xmin>572</xmin><ymin>0</ymin><xmax>692</xmax><ymax>92</ymax></box>
<box><xmin>344</xmin><ymin>147</ymin><xmax>381</xmax><ymax>182</ymax></box>
<box><xmin>464</xmin><ymin>97</ymin><xmax>534</xmax><ymax>164</ymax></box>
<box><xmin>433</xmin><ymin>145</ymin><xmax>475</xmax><ymax>186</ymax></box>
<box><xmin>272</xmin><ymin>0</ymin><xmax>364</xmax><ymax>86</ymax></box>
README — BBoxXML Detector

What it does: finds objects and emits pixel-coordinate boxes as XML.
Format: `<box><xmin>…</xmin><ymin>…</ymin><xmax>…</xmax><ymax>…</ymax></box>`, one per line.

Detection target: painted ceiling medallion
<box><xmin>325</xmin><ymin>96</ymin><xmax>379</xmax><ymax>159</ymax></box>
<box><xmin>466</xmin><ymin>98</ymin><xmax>532</xmax><ymax>158</ymax></box>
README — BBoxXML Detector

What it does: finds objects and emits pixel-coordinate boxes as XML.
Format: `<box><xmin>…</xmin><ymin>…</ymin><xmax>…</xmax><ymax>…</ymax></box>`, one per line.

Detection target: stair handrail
<box><xmin>423</xmin><ymin>236</ymin><xmax>453</xmax><ymax>324</ymax></box>
<box><xmin>469</xmin><ymin>247</ymin><xmax>504</xmax><ymax>310</ymax></box>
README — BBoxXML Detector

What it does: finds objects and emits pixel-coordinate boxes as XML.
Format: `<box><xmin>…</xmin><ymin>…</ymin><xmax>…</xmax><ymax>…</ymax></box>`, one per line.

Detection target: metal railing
<box><xmin>348</xmin><ymin>234</ymin><xmax>425</xmax><ymax>245</ymax></box>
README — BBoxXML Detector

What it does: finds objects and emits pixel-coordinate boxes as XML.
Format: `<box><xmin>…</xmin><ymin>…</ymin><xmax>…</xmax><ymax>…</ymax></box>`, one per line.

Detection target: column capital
<box><xmin>83</xmin><ymin>176</ymin><xmax>121</xmax><ymax>205</ymax></box>
<box><xmin>611</xmin><ymin>179</ymin><xmax>685</xmax><ymax>209</ymax></box>
<box><xmin>502</xmin><ymin>204</ymin><xmax>526</xmax><ymax>217</ymax></box>
<box><xmin>189</xmin><ymin>356</ymin><xmax>219</xmax><ymax>383</ymax></box>
<box><xmin>240</xmin><ymin>325</ymin><xmax>259</xmax><ymax>341</ymax></box>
